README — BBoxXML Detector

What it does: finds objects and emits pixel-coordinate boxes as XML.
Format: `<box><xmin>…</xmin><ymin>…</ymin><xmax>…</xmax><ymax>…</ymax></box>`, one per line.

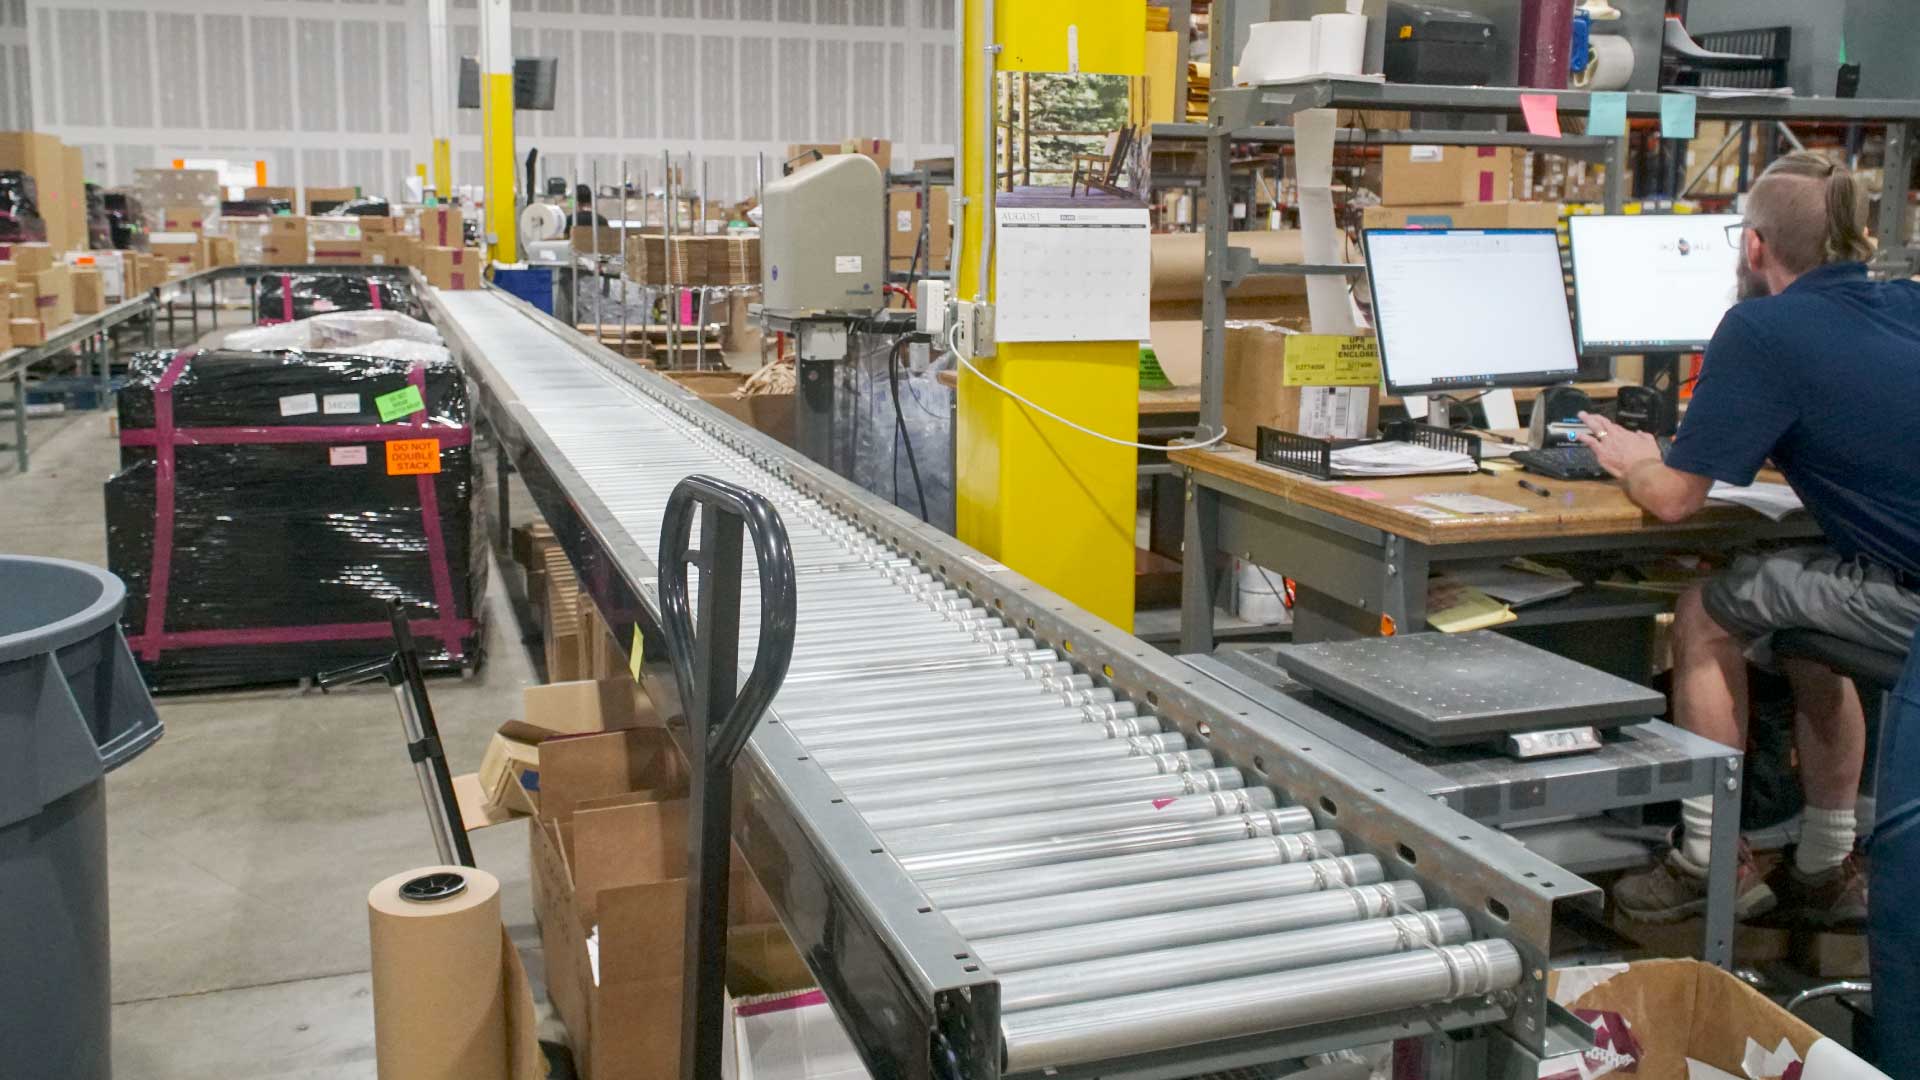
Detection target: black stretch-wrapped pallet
<box><xmin>107</xmin><ymin>347</ymin><xmax>484</xmax><ymax>692</ymax></box>
<box><xmin>254</xmin><ymin>272</ymin><xmax>422</xmax><ymax>324</ymax></box>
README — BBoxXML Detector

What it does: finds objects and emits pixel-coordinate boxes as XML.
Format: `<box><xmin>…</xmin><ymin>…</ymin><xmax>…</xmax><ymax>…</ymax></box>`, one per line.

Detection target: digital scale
<box><xmin>1267</xmin><ymin>631</ymin><xmax>1666</xmax><ymax>758</ymax></box>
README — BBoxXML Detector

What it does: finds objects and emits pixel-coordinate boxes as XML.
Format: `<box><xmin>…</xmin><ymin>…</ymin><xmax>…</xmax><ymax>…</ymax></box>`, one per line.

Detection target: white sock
<box><xmin>1795</xmin><ymin>806</ymin><xmax>1857</xmax><ymax>876</ymax></box>
<box><xmin>1679</xmin><ymin>795</ymin><xmax>1716</xmax><ymax>872</ymax></box>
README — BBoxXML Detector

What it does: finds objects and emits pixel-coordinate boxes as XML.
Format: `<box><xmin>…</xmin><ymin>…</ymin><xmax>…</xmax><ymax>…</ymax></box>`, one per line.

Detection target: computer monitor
<box><xmin>1568</xmin><ymin>213</ymin><xmax>1742</xmax><ymax>353</ymax></box>
<box><xmin>1362</xmin><ymin>228</ymin><xmax>1580</xmax><ymax>396</ymax></box>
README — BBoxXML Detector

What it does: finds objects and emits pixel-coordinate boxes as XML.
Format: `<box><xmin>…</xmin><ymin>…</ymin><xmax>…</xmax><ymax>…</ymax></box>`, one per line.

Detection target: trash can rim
<box><xmin>0</xmin><ymin>555</ymin><xmax>127</xmax><ymax>665</ymax></box>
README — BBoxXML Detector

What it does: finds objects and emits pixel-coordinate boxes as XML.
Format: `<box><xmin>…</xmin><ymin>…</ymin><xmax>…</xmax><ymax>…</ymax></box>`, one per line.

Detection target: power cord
<box><xmin>889</xmin><ymin>334</ymin><xmax>930</xmax><ymax>521</ymax></box>
<box><xmin>946</xmin><ymin>323</ymin><xmax>1229</xmax><ymax>452</ymax></box>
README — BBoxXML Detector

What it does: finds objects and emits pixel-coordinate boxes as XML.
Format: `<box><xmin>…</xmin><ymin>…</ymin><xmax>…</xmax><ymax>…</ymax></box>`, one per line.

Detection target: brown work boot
<box><xmin>1613</xmin><ymin>833</ymin><xmax>1775</xmax><ymax>924</ymax></box>
<box><xmin>1765</xmin><ymin>853</ymin><xmax>1869</xmax><ymax>930</ymax></box>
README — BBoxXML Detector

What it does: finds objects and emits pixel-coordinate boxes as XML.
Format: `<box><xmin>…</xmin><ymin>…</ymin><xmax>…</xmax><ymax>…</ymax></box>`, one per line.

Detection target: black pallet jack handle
<box><xmin>317</xmin><ymin>601</ymin><xmax>476</xmax><ymax>869</ymax></box>
<box><xmin>657</xmin><ymin>475</ymin><xmax>797</xmax><ymax>1080</ymax></box>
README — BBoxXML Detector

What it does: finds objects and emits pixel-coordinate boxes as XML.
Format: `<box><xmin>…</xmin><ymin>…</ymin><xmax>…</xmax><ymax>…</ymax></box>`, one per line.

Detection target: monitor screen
<box><xmin>1569</xmin><ymin>213</ymin><xmax>1741</xmax><ymax>352</ymax></box>
<box><xmin>1363</xmin><ymin>228</ymin><xmax>1580</xmax><ymax>395</ymax></box>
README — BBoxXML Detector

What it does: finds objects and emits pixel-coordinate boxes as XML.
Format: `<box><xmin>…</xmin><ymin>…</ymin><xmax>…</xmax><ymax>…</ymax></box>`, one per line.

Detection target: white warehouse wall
<box><xmin>15</xmin><ymin>0</ymin><xmax>956</xmax><ymax>202</ymax></box>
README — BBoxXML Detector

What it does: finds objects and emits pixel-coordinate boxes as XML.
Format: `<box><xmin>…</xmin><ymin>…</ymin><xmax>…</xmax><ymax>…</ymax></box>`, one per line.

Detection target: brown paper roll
<box><xmin>1151</xmin><ymin>231</ymin><xmax>1311</xmax><ymax>302</ymax></box>
<box><xmin>369</xmin><ymin>866</ymin><xmax>510</xmax><ymax>1080</ymax></box>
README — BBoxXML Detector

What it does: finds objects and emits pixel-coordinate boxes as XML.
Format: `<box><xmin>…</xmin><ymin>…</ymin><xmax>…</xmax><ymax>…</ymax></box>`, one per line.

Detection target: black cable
<box><xmin>888</xmin><ymin>334</ymin><xmax>930</xmax><ymax>522</ymax></box>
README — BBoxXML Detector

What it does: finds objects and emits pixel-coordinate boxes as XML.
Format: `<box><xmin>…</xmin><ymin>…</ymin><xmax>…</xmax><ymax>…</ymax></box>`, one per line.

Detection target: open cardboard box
<box><xmin>1545</xmin><ymin>960</ymin><xmax>1886</xmax><ymax>1080</ymax></box>
<box><xmin>453</xmin><ymin>678</ymin><xmax>658</xmax><ymax>829</ymax></box>
<box><xmin>529</xmin><ymin>727</ymin><xmax>806</xmax><ymax>1080</ymax></box>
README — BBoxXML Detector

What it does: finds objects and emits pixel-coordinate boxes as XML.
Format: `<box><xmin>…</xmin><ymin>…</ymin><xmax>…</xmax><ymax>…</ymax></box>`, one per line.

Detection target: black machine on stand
<box><xmin>655</xmin><ymin>475</ymin><xmax>797</xmax><ymax>1080</ymax></box>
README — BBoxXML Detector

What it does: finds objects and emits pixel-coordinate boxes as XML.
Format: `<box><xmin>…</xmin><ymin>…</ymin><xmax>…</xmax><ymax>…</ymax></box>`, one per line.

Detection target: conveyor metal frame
<box><xmin>424</xmin><ymin>282</ymin><xmax>1601</xmax><ymax>1078</ymax></box>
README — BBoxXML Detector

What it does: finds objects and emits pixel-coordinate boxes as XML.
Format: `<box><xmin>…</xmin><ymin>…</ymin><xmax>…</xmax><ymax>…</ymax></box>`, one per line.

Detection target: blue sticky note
<box><xmin>1588</xmin><ymin>92</ymin><xmax>1628</xmax><ymax>137</ymax></box>
<box><xmin>1660</xmin><ymin>93</ymin><xmax>1697</xmax><ymax>139</ymax></box>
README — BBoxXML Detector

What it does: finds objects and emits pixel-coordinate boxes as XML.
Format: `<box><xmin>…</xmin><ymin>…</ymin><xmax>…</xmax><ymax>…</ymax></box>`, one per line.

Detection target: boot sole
<box><xmin>1618</xmin><ymin>884</ymin><xmax>1777</xmax><ymax>926</ymax></box>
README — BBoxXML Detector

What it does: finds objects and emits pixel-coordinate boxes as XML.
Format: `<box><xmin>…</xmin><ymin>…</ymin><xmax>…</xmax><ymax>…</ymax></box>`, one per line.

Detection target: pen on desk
<box><xmin>1474</xmin><ymin>429</ymin><xmax>1520</xmax><ymax>445</ymax></box>
<box><xmin>1517</xmin><ymin>479</ymin><xmax>1552</xmax><ymax>498</ymax></box>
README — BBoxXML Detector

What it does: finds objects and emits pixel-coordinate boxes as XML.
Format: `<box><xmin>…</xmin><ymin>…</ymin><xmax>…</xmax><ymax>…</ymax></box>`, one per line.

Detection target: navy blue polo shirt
<box><xmin>1667</xmin><ymin>261</ymin><xmax>1920</xmax><ymax>580</ymax></box>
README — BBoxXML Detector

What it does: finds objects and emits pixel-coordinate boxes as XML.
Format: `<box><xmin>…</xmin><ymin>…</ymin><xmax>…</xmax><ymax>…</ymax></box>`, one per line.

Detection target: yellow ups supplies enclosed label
<box><xmin>1283</xmin><ymin>336</ymin><xmax>1381</xmax><ymax>387</ymax></box>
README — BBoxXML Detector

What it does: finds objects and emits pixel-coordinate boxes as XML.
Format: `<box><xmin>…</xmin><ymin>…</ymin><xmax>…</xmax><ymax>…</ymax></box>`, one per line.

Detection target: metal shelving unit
<box><xmin>1192</xmin><ymin>3</ymin><xmax>1920</xmax><ymax>445</ymax></box>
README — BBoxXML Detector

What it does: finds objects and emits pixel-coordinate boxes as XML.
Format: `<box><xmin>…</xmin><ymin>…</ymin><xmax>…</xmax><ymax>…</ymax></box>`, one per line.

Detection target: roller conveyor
<box><xmin>432</xmin><ymin>287</ymin><xmax>1603</xmax><ymax>1078</ymax></box>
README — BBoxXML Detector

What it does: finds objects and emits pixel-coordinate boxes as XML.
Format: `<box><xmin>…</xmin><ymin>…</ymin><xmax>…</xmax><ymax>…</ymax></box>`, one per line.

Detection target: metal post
<box><xmin>1179</xmin><ymin>474</ymin><xmax>1219</xmax><ymax>653</ymax></box>
<box><xmin>12</xmin><ymin>368</ymin><xmax>25</xmax><ymax>472</ymax></box>
<box><xmin>591</xmin><ymin>158</ymin><xmax>602</xmax><ymax>346</ymax></box>
<box><xmin>1702</xmin><ymin>752</ymin><xmax>1742</xmax><ymax>968</ymax></box>
<box><xmin>571</xmin><ymin>162</ymin><xmax>582</xmax><ymax>329</ymax></box>
<box><xmin>1196</xmin><ymin>0</ymin><xmax>1234</xmax><ymax>444</ymax></box>
<box><xmin>1876</xmin><ymin>122</ymin><xmax>1916</xmax><ymax>277</ymax></box>
<box><xmin>494</xmin><ymin>437</ymin><xmax>511</xmax><ymax>553</ymax></box>
<box><xmin>664</xmin><ymin>150</ymin><xmax>678</xmax><ymax>368</ymax></box>
<box><xmin>620</xmin><ymin>162</ymin><xmax>631</xmax><ymax>358</ymax></box>
<box><xmin>1603</xmin><ymin>133</ymin><xmax>1627</xmax><ymax>214</ymax></box>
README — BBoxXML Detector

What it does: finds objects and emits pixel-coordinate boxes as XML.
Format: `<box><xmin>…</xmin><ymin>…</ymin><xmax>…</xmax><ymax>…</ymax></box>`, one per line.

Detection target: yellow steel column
<box><xmin>479</xmin><ymin>0</ymin><xmax>517</xmax><ymax>263</ymax></box>
<box><xmin>955</xmin><ymin>0</ymin><xmax>1145</xmax><ymax>631</ymax></box>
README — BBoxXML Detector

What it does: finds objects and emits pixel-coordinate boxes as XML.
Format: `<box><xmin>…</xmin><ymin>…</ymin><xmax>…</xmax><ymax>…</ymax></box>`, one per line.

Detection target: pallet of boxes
<box><xmin>420</xmin><ymin>209</ymin><xmax>482</xmax><ymax>290</ymax></box>
<box><xmin>0</xmin><ymin>242</ymin><xmax>75</xmax><ymax>348</ymax></box>
<box><xmin>461</xmin><ymin>520</ymin><xmax>815</xmax><ymax>1079</ymax></box>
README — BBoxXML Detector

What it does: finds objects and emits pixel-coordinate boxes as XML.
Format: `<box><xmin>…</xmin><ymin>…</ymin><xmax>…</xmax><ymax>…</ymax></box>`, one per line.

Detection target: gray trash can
<box><xmin>0</xmin><ymin>556</ymin><xmax>164</xmax><ymax>1080</ymax></box>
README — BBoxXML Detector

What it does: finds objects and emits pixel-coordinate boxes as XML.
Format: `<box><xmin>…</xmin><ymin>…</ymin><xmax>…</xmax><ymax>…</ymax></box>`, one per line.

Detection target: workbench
<box><xmin>1186</xmin><ymin>649</ymin><xmax>1747</xmax><ymax>969</ymax></box>
<box><xmin>1174</xmin><ymin>444</ymin><xmax>1823</xmax><ymax>672</ymax></box>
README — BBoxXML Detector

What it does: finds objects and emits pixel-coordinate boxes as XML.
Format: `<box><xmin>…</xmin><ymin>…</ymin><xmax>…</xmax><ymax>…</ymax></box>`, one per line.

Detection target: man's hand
<box><xmin>1576</xmin><ymin>411</ymin><xmax>1663</xmax><ymax>480</ymax></box>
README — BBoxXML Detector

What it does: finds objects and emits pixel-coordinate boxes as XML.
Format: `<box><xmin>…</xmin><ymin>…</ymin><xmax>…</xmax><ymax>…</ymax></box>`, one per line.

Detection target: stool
<box><xmin>1766</xmin><ymin>630</ymin><xmax>1911</xmax><ymax>1056</ymax></box>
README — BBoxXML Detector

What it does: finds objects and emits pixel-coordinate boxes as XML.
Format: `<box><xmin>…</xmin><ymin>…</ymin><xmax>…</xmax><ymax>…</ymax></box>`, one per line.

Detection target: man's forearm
<box><xmin>1623</xmin><ymin>461</ymin><xmax>1707</xmax><ymax>523</ymax></box>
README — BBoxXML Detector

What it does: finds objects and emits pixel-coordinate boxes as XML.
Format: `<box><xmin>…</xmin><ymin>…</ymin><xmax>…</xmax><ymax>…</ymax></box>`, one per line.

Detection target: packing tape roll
<box><xmin>1576</xmin><ymin>35</ymin><xmax>1635</xmax><ymax>92</ymax></box>
<box><xmin>369</xmin><ymin>866</ymin><xmax>511</xmax><ymax>1080</ymax></box>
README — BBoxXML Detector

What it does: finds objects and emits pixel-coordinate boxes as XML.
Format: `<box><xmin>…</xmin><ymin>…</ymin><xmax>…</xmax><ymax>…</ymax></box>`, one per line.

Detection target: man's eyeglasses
<box><xmin>1724</xmin><ymin>222</ymin><xmax>1758</xmax><ymax>247</ymax></box>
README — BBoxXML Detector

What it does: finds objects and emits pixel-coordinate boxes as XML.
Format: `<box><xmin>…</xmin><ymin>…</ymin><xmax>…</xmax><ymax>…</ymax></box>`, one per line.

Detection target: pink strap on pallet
<box><xmin>368</xmin><ymin>280</ymin><xmax>384</xmax><ymax>310</ymax></box>
<box><xmin>139</xmin><ymin>349</ymin><xmax>199</xmax><ymax>661</ymax></box>
<box><xmin>132</xmin><ymin>356</ymin><xmax>470</xmax><ymax>663</ymax></box>
<box><xmin>281</xmin><ymin>274</ymin><xmax>294</xmax><ymax>323</ymax></box>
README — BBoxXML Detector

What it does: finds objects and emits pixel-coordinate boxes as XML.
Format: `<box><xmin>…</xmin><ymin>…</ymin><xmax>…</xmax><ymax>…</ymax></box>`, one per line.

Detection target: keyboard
<box><xmin>1511</xmin><ymin>445</ymin><xmax>1609</xmax><ymax>481</ymax></box>
<box><xmin>1512</xmin><ymin>437</ymin><xmax>1673</xmax><ymax>481</ymax></box>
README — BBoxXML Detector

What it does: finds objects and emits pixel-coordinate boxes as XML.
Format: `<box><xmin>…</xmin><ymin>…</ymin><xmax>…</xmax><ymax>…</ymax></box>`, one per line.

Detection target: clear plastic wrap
<box><xmin>107</xmin><ymin>347</ymin><xmax>484</xmax><ymax>692</ymax></box>
<box><xmin>849</xmin><ymin>335</ymin><xmax>955</xmax><ymax>533</ymax></box>
<box><xmin>223</xmin><ymin>310</ymin><xmax>443</xmax><ymax>352</ymax></box>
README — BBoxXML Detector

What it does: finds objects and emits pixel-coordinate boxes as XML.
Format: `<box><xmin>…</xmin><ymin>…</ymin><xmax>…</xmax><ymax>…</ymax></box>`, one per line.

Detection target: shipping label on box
<box><xmin>1282</xmin><ymin>335</ymin><xmax>1380</xmax><ymax>387</ymax></box>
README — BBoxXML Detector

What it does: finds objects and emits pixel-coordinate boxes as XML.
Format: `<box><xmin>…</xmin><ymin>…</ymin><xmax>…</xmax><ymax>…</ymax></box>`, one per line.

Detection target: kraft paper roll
<box><xmin>369</xmin><ymin>866</ymin><xmax>510</xmax><ymax>1080</ymax></box>
<box><xmin>1151</xmin><ymin>231</ymin><xmax>1309</xmax><ymax>302</ymax></box>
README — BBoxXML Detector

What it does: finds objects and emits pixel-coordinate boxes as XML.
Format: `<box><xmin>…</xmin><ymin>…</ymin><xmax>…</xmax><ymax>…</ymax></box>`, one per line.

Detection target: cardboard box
<box><xmin>303</xmin><ymin>185</ymin><xmax>357</xmax><ymax>214</ymax></box>
<box><xmin>0</xmin><ymin>317</ymin><xmax>11</xmax><ymax>349</ymax></box>
<box><xmin>421</xmin><ymin>207</ymin><xmax>464</xmax><ymax>248</ymax></box>
<box><xmin>357</xmin><ymin>216</ymin><xmax>397</xmax><ymax>235</ymax></box>
<box><xmin>524</xmin><ymin>678</ymin><xmax>651</xmax><ymax>738</ymax></box>
<box><xmin>423</xmin><ymin>245</ymin><xmax>483</xmax><ymax>290</ymax></box>
<box><xmin>150</xmin><ymin>239</ymin><xmax>203</xmax><ymax>273</ymax></box>
<box><xmin>62</xmin><ymin>145</ymin><xmax>82</xmax><ymax>252</ymax></box>
<box><xmin>201</xmin><ymin>235</ymin><xmax>236</xmax><ymax>268</ymax></box>
<box><xmin>162</xmin><ymin>204</ymin><xmax>207</xmax><ymax>233</ymax></box>
<box><xmin>1362</xmin><ymin>200</ymin><xmax>1563</xmax><ymax>231</ymax></box>
<box><xmin>244</xmin><ymin>185</ymin><xmax>296</xmax><ymax>204</ymax></box>
<box><xmin>1222</xmin><ymin>321</ymin><xmax>1380</xmax><ymax>449</ymax></box>
<box><xmin>31</xmin><ymin>264</ymin><xmax>72</xmax><ymax>330</ymax></box>
<box><xmin>527</xmin><ymin>731</ymin><xmax>809</xmax><ymax>1080</ymax></box>
<box><xmin>7</xmin><ymin>242</ymin><xmax>54</xmax><ymax>275</ymax></box>
<box><xmin>511</xmin><ymin>520</ymin><xmax>559</xmax><ymax>574</ymax></box>
<box><xmin>887</xmin><ymin>186</ymin><xmax>952</xmax><ymax>263</ymax></box>
<box><xmin>0</xmin><ymin>132</ymin><xmax>69</xmax><ymax>251</ymax></box>
<box><xmin>0</xmin><ymin>260</ymin><xmax>16</xmax><ymax>290</ymax></box>
<box><xmin>9</xmin><ymin>283</ymin><xmax>33</xmax><ymax>319</ymax></box>
<box><xmin>311</xmin><ymin>239</ymin><xmax>365</xmax><ymax>264</ymax></box>
<box><xmin>9</xmin><ymin>317</ymin><xmax>44</xmax><ymax>345</ymax></box>
<box><xmin>841</xmin><ymin>137</ymin><xmax>891</xmax><ymax>172</ymax></box>
<box><xmin>785</xmin><ymin>143</ymin><xmax>844</xmax><ymax>171</ymax></box>
<box><xmin>261</xmin><ymin>240</ymin><xmax>307</xmax><ymax>264</ymax></box>
<box><xmin>71</xmin><ymin>268</ymin><xmax>104</xmax><ymax>314</ymax></box>
<box><xmin>1381</xmin><ymin>145</ymin><xmax>1519</xmax><ymax>206</ymax></box>
<box><xmin>1543</xmin><ymin>960</ymin><xmax>1885</xmax><ymax>1080</ymax></box>
<box><xmin>268</xmin><ymin>215</ymin><xmax>310</xmax><ymax>239</ymax></box>
<box><xmin>667</xmin><ymin>372</ymin><xmax>796</xmax><ymax>449</ymax></box>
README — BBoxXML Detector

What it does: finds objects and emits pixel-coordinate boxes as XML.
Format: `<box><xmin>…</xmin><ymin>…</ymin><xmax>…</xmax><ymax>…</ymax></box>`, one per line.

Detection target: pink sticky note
<box><xmin>1332</xmin><ymin>485</ymin><xmax>1387</xmax><ymax>500</ymax></box>
<box><xmin>1520</xmin><ymin>93</ymin><xmax>1562</xmax><ymax>138</ymax></box>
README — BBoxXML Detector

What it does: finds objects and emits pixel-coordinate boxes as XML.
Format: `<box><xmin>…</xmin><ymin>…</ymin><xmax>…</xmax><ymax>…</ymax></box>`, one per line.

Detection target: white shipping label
<box><xmin>1409</xmin><ymin>145</ymin><xmax>1444</xmax><ymax>162</ymax></box>
<box><xmin>329</xmin><ymin>446</ymin><xmax>368</xmax><ymax>466</ymax></box>
<box><xmin>278</xmin><ymin>392</ymin><xmax>319</xmax><ymax>417</ymax></box>
<box><xmin>896</xmin><ymin>210</ymin><xmax>913</xmax><ymax>232</ymax></box>
<box><xmin>835</xmin><ymin>255</ymin><xmax>863</xmax><ymax>274</ymax></box>
<box><xmin>1295</xmin><ymin>387</ymin><xmax>1370</xmax><ymax>440</ymax></box>
<box><xmin>322</xmin><ymin>393</ymin><xmax>361</xmax><ymax>415</ymax></box>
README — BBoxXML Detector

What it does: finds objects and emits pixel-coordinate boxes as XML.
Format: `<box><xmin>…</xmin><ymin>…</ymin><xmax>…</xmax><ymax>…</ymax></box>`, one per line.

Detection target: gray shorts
<box><xmin>1703</xmin><ymin>546</ymin><xmax>1920</xmax><ymax>662</ymax></box>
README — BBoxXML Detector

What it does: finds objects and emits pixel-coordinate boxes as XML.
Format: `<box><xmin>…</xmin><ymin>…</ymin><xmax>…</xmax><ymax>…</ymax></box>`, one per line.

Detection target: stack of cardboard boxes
<box><xmin>887</xmin><ymin>185</ymin><xmax>952</xmax><ymax>275</ymax></box>
<box><xmin>1363</xmin><ymin>145</ymin><xmax>1562</xmax><ymax>232</ymax></box>
<box><xmin>264</xmin><ymin>216</ymin><xmax>310</xmax><ymax>263</ymax></box>
<box><xmin>0</xmin><ymin>132</ymin><xmax>85</xmax><ymax>255</ymax></box>
<box><xmin>0</xmin><ymin>243</ymin><xmax>72</xmax><ymax>345</ymax></box>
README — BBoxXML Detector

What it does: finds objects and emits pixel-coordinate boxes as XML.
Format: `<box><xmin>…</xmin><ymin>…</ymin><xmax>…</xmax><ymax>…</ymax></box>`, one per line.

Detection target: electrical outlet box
<box><xmin>915</xmin><ymin>280</ymin><xmax>949</xmax><ymax>335</ymax></box>
<box><xmin>954</xmin><ymin>300</ymin><xmax>997</xmax><ymax>359</ymax></box>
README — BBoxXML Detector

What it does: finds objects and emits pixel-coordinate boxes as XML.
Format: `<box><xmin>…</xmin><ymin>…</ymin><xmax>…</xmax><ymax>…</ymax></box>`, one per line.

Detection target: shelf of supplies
<box><xmin>1152</xmin><ymin>120</ymin><xmax>1615</xmax><ymax>159</ymax></box>
<box><xmin>1212</xmin><ymin>80</ymin><xmax>1920</xmax><ymax>130</ymax></box>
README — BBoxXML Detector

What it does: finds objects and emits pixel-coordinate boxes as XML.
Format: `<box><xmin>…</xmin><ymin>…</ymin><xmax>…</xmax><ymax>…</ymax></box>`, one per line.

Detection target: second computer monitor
<box><xmin>1362</xmin><ymin>228</ymin><xmax>1580</xmax><ymax>396</ymax></box>
<box><xmin>1568</xmin><ymin>213</ymin><xmax>1742</xmax><ymax>353</ymax></box>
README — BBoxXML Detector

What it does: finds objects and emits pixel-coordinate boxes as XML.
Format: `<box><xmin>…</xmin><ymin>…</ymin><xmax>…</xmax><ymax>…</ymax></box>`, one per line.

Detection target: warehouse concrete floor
<box><xmin>1</xmin><ymin>396</ymin><xmax>550</xmax><ymax>1079</ymax></box>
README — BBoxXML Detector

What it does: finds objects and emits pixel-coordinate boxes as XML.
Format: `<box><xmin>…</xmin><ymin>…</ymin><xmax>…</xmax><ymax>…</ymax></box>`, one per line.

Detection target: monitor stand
<box><xmin>1636</xmin><ymin>351</ymin><xmax>1689</xmax><ymax>437</ymax></box>
<box><xmin>1425</xmin><ymin>393</ymin><xmax>1475</xmax><ymax>431</ymax></box>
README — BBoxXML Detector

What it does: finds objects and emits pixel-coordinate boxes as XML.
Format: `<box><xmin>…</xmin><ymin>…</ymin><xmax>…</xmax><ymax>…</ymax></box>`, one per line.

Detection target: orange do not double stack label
<box><xmin>385</xmin><ymin>438</ymin><xmax>442</xmax><ymax>476</ymax></box>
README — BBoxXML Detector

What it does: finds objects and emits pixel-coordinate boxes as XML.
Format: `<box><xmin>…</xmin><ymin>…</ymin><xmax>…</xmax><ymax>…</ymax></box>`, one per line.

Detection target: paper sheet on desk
<box><xmin>1329</xmin><ymin>442</ymin><xmax>1478</xmax><ymax>477</ymax></box>
<box><xmin>1708</xmin><ymin>481</ymin><xmax>1803</xmax><ymax>522</ymax></box>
